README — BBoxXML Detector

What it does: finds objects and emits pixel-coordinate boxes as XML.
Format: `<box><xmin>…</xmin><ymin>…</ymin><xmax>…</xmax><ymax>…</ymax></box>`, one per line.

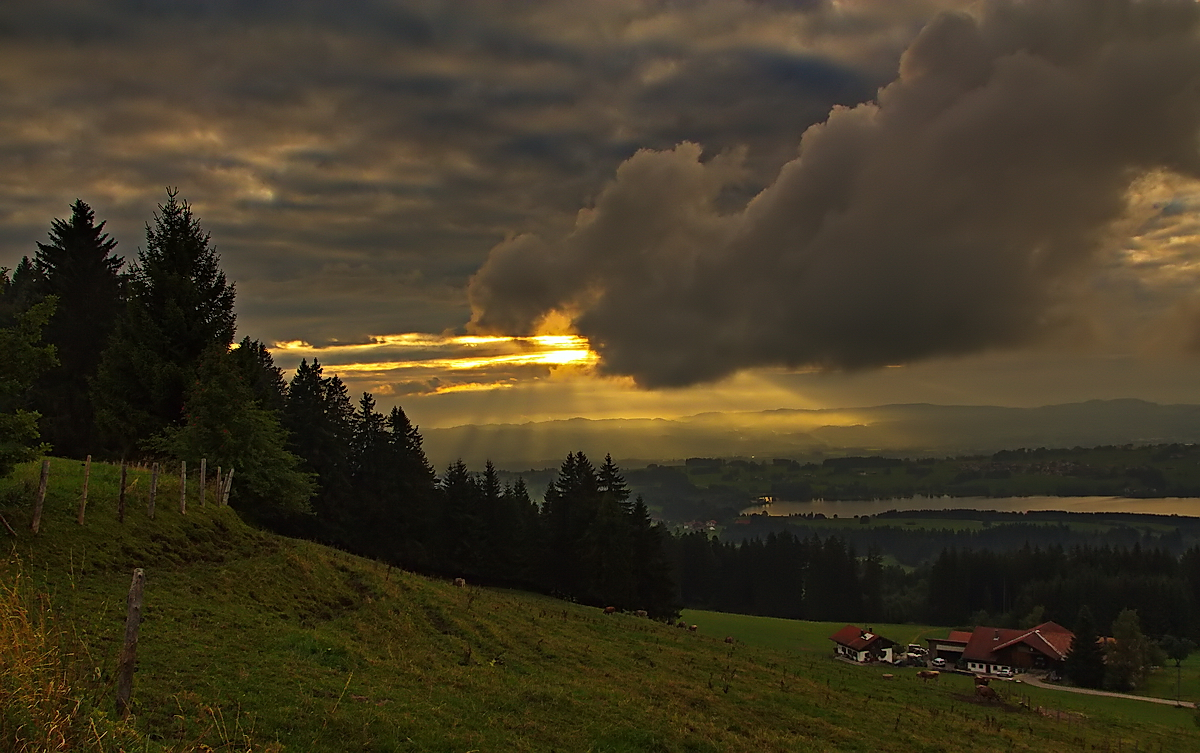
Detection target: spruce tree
<box><xmin>281</xmin><ymin>359</ymin><xmax>355</xmax><ymax>544</ymax></box>
<box><xmin>505</xmin><ymin>476</ymin><xmax>542</xmax><ymax>585</ymax></box>
<box><xmin>440</xmin><ymin>459</ymin><xmax>483</xmax><ymax>576</ymax></box>
<box><xmin>385</xmin><ymin>405</ymin><xmax>438</xmax><ymax>569</ymax></box>
<box><xmin>228</xmin><ymin>336</ymin><xmax>287</xmax><ymax>413</ymax></box>
<box><xmin>1064</xmin><ymin>605</ymin><xmax>1106</xmax><ymax>688</ymax></box>
<box><xmin>94</xmin><ymin>189</ymin><xmax>235</xmax><ymax>454</ymax></box>
<box><xmin>541</xmin><ymin>451</ymin><xmax>600</xmax><ymax>596</ymax></box>
<box><xmin>0</xmin><ymin>258</ymin><xmax>44</xmax><ymax>324</ymax></box>
<box><xmin>347</xmin><ymin>392</ymin><xmax>392</xmax><ymax>559</ymax></box>
<box><xmin>629</xmin><ymin>495</ymin><xmax>678</xmax><ymax>618</ymax></box>
<box><xmin>28</xmin><ymin>199</ymin><xmax>124</xmax><ymax>457</ymax></box>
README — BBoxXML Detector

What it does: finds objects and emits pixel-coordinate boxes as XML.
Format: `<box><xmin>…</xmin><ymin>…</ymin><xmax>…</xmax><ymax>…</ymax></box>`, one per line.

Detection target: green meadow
<box><xmin>2</xmin><ymin>457</ymin><xmax>1198</xmax><ymax>752</ymax></box>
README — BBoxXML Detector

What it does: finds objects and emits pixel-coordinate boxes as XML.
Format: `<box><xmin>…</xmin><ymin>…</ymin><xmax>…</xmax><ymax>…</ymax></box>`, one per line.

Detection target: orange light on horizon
<box><xmin>268</xmin><ymin>331</ymin><xmax>599</xmax><ymax>384</ymax></box>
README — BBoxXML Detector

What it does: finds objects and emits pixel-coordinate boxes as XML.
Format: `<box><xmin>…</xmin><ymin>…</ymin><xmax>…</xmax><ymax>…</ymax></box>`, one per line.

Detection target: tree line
<box><xmin>0</xmin><ymin>194</ymin><xmax>678</xmax><ymax>618</ymax></box>
<box><xmin>668</xmin><ymin>527</ymin><xmax>1200</xmax><ymax>644</ymax></box>
<box><xmin>667</xmin><ymin>531</ymin><xmax>885</xmax><ymax>623</ymax></box>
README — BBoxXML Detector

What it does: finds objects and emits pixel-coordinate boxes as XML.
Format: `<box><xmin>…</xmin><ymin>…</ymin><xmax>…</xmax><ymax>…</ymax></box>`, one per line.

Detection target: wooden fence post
<box><xmin>215</xmin><ymin>466</ymin><xmax>221</xmax><ymax>507</ymax></box>
<box><xmin>147</xmin><ymin>463</ymin><xmax>159</xmax><ymax>519</ymax></box>
<box><xmin>222</xmin><ymin>467</ymin><xmax>235</xmax><ymax>505</ymax></box>
<box><xmin>118</xmin><ymin>463</ymin><xmax>128</xmax><ymax>523</ymax></box>
<box><xmin>198</xmin><ymin>458</ymin><xmax>206</xmax><ymax>507</ymax></box>
<box><xmin>31</xmin><ymin>459</ymin><xmax>50</xmax><ymax>533</ymax></box>
<box><xmin>77</xmin><ymin>455</ymin><xmax>91</xmax><ymax>525</ymax></box>
<box><xmin>115</xmin><ymin>568</ymin><xmax>146</xmax><ymax>718</ymax></box>
<box><xmin>179</xmin><ymin>460</ymin><xmax>187</xmax><ymax>515</ymax></box>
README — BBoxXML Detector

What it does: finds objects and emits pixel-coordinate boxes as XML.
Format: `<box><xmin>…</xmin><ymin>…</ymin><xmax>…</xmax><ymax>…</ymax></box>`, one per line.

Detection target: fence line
<box><xmin>5</xmin><ymin>457</ymin><xmax>234</xmax><ymax>535</ymax></box>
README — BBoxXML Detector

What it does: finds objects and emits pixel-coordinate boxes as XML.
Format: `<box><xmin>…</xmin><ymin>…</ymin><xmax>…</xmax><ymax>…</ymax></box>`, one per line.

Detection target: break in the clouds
<box><xmin>469</xmin><ymin>0</ymin><xmax>1200</xmax><ymax>388</ymax></box>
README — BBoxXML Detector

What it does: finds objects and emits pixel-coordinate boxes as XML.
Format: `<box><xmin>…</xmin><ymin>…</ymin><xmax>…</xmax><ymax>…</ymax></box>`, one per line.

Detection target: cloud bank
<box><xmin>468</xmin><ymin>0</ymin><xmax>1200</xmax><ymax>388</ymax></box>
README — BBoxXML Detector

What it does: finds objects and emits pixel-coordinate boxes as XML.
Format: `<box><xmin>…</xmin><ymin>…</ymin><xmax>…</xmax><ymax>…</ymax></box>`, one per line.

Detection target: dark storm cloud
<box><xmin>0</xmin><ymin>0</ymin><xmax>960</xmax><ymax>357</ymax></box>
<box><xmin>469</xmin><ymin>0</ymin><xmax>1200</xmax><ymax>388</ymax></box>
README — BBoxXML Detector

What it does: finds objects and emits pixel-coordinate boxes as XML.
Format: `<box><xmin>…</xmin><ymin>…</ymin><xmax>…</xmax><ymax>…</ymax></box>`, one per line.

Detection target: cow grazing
<box><xmin>975</xmin><ymin>685</ymin><xmax>1000</xmax><ymax>702</ymax></box>
<box><xmin>688</xmin><ymin>624</ymin><xmax>698</xmax><ymax>632</ymax></box>
<box><xmin>635</xmin><ymin>610</ymin><xmax>648</xmax><ymax>618</ymax></box>
<box><xmin>916</xmin><ymin>670</ymin><xmax>940</xmax><ymax>682</ymax></box>
<box><xmin>974</xmin><ymin>675</ymin><xmax>990</xmax><ymax>687</ymax></box>
<box><xmin>724</xmin><ymin>636</ymin><xmax>735</xmax><ymax>644</ymax></box>
<box><xmin>676</xmin><ymin>621</ymin><xmax>688</xmax><ymax>629</ymax></box>
<box><xmin>604</xmin><ymin>606</ymin><xmax>617</xmax><ymax>614</ymax></box>
<box><xmin>452</xmin><ymin>577</ymin><xmax>466</xmax><ymax>588</ymax></box>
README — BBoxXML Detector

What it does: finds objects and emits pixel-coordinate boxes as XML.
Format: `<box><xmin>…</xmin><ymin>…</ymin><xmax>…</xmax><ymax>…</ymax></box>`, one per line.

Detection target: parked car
<box><xmin>994</xmin><ymin>668</ymin><xmax>1014</xmax><ymax>678</ymax></box>
<box><xmin>932</xmin><ymin>657</ymin><xmax>947</xmax><ymax>668</ymax></box>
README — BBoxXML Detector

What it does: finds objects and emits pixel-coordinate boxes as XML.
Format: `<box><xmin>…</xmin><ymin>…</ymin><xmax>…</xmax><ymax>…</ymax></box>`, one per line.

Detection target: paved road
<box><xmin>1018</xmin><ymin>673</ymin><xmax>1196</xmax><ymax>708</ymax></box>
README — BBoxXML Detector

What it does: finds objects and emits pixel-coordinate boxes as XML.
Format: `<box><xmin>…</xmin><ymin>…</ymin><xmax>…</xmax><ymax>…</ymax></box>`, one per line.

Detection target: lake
<box><xmin>740</xmin><ymin>495</ymin><xmax>1200</xmax><ymax>518</ymax></box>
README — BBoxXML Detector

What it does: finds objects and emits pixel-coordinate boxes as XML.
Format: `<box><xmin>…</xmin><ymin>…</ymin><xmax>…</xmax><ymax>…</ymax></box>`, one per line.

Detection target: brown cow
<box><xmin>604</xmin><ymin>606</ymin><xmax>617</xmax><ymax>614</ymax></box>
<box><xmin>724</xmin><ymin>636</ymin><xmax>735</xmax><ymax>644</ymax></box>
<box><xmin>452</xmin><ymin>577</ymin><xmax>466</xmax><ymax>588</ymax></box>
<box><xmin>975</xmin><ymin>685</ymin><xmax>1000</xmax><ymax>702</ymax></box>
<box><xmin>916</xmin><ymin>670</ymin><xmax>940</xmax><ymax>682</ymax></box>
<box><xmin>974</xmin><ymin>675</ymin><xmax>990</xmax><ymax>687</ymax></box>
<box><xmin>676</xmin><ymin>621</ymin><xmax>688</xmax><ymax>629</ymax></box>
<box><xmin>635</xmin><ymin>610</ymin><xmax>648</xmax><ymax>618</ymax></box>
<box><xmin>688</xmin><ymin>624</ymin><xmax>698</xmax><ymax>632</ymax></box>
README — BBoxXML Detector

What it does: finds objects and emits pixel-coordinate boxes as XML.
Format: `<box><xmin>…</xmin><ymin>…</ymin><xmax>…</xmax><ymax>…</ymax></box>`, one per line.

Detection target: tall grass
<box><xmin>0</xmin><ymin>571</ymin><xmax>104</xmax><ymax>752</ymax></box>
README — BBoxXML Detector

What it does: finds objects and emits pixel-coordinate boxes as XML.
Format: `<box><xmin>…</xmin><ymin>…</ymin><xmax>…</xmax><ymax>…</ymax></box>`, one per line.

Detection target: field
<box><xmin>2</xmin><ymin>457</ymin><xmax>1199</xmax><ymax>752</ymax></box>
<box><xmin>684</xmin><ymin>608</ymin><xmax>1200</xmax><ymax>726</ymax></box>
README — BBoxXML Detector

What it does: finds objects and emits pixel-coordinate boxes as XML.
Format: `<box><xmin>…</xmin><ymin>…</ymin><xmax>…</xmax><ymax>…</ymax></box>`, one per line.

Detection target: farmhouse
<box><xmin>829</xmin><ymin>625</ymin><xmax>898</xmax><ymax>663</ymax></box>
<box><xmin>959</xmin><ymin>621</ymin><xmax>1074</xmax><ymax>676</ymax></box>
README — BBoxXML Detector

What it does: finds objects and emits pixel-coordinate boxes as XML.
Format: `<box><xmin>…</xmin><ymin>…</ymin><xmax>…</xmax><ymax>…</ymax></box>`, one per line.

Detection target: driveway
<box><xmin>1018</xmin><ymin>673</ymin><xmax>1196</xmax><ymax>708</ymax></box>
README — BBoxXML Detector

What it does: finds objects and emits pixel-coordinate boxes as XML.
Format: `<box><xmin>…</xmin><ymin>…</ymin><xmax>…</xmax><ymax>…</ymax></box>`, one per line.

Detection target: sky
<box><xmin>3</xmin><ymin>0</ymin><xmax>1200</xmax><ymax>431</ymax></box>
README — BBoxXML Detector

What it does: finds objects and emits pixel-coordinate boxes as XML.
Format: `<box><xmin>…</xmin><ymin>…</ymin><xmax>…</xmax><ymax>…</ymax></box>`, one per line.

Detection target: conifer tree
<box><xmin>228</xmin><ymin>336</ymin><xmax>287</xmax><ymax>413</ymax></box>
<box><xmin>1064</xmin><ymin>605</ymin><xmax>1106</xmax><ymax>688</ymax></box>
<box><xmin>27</xmin><ymin>199</ymin><xmax>124</xmax><ymax>456</ymax></box>
<box><xmin>282</xmin><ymin>359</ymin><xmax>355</xmax><ymax>543</ymax></box>
<box><xmin>505</xmin><ymin>476</ymin><xmax>542</xmax><ymax>585</ymax></box>
<box><xmin>541</xmin><ymin>451</ymin><xmax>600</xmax><ymax>595</ymax></box>
<box><xmin>94</xmin><ymin>189</ymin><xmax>235</xmax><ymax>454</ymax></box>
<box><xmin>629</xmin><ymin>495</ymin><xmax>678</xmax><ymax>618</ymax></box>
<box><xmin>0</xmin><ymin>258</ymin><xmax>44</xmax><ymax>324</ymax></box>
<box><xmin>385</xmin><ymin>405</ymin><xmax>438</xmax><ymax>568</ymax></box>
<box><xmin>346</xmin><ymin>393</ymin><xmax>392</xmax><ymax>558</ymax></box>
<box><xmin>597</xmin><ymin>453</ymin><xmax>631</xmax><ymax>513</ymax></box>
<box><xmin>440</xmin><ymin>459</ymin><xmax>483</xmax><ymax>576</ymax></box>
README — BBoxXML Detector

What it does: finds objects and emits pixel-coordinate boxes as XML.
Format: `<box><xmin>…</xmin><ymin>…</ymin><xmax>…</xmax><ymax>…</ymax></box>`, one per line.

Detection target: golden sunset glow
<box><xmin>268</xmin><ymin>332</ymin><xmax>598</xmax><ymax>396</ymax></box>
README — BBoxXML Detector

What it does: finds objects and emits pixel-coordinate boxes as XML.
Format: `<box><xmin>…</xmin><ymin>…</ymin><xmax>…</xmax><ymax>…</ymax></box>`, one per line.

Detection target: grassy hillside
<box><xmin>2</xmin><ymin>457</ymin><xmax>1198</xmax><ymax>752</ymax></box>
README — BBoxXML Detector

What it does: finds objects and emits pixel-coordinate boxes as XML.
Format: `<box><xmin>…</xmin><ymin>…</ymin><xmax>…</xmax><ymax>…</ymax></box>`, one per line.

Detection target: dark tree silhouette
<box><xmin>1064</xmin><ymin>606</ymin><xmax>1106</xmax><ymax>689</ymax></box>
<box><xmin>94</xmin><ymin>189</ymin><xmax>235</xmax><ymax>455</ymax></box>
<box><xmin>24</xmin><ymin>199</ymin><xmax>125</xmax><ymax>457</ymax></box>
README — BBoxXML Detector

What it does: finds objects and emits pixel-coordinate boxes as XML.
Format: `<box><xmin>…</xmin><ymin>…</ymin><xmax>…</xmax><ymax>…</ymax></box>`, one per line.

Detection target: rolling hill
<box><xmin>2</xmin><ymin>457</ymin><xmax>1197</xmax><ymax>751</ymax></box>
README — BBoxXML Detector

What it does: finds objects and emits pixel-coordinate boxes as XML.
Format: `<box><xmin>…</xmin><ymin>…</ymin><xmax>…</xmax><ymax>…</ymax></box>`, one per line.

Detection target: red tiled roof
<box><xmin>962</xmin><ymin>622</ymin><xmax>1075</xmax><ymax>663</ymax></box>
<box><xmin>830</xmin><ymin>624</ymin><xmax>893</xmax><ymax>651</ymax></box>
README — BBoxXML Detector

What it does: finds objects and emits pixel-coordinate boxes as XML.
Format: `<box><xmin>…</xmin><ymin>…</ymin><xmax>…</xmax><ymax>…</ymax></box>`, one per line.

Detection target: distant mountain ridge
<box><xmin>420</xmin><ymin>399</ymin><xmax>1200</xmax><ymax>469</ymax></box>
